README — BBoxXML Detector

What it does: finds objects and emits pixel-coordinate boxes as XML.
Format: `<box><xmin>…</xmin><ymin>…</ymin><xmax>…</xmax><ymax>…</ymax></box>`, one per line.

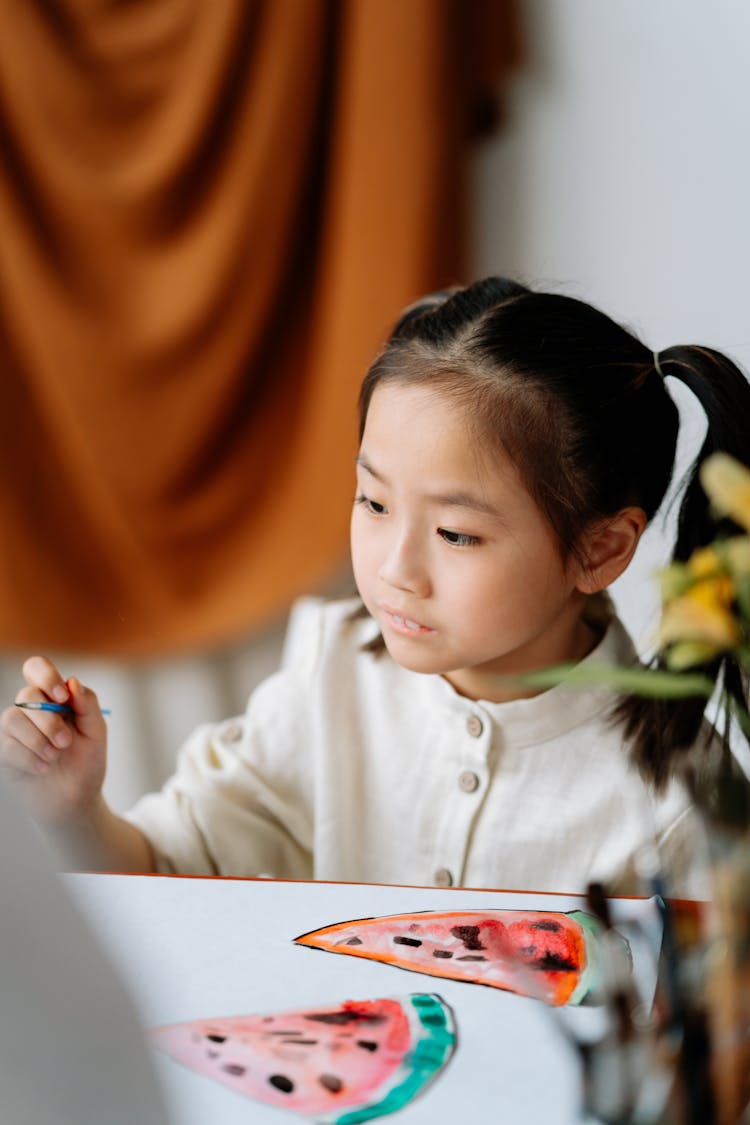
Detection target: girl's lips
<box><xmin>382</xmin><ymin>608</ymin><xmax>433</xmax><ymax>636</ymax></box>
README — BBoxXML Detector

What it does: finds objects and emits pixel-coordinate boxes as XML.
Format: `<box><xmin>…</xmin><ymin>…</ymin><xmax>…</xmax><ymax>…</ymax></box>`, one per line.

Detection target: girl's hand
<box><xmin>0</xmin><ymin>657</ymin><xmax>108</xmax><ymax>826</ymax></box>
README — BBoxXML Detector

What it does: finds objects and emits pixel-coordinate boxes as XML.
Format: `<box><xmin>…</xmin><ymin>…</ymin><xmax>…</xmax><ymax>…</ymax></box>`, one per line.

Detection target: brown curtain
<box><xmin>0</xmin><ymin>0</ymin><xmax>520</xmax><ymax>657</ymax></box>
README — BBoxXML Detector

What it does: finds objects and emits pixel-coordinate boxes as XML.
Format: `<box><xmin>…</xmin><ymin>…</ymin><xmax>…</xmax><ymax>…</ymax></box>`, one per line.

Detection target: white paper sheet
<box><xmin>66</xmin><ymin>874</ymin><xmax>663</xmax><ymax>1125</ymax></box>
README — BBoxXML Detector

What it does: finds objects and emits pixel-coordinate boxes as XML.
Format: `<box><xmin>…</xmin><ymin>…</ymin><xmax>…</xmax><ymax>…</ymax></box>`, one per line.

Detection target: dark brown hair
<box><xmin>357</xmin><ymin>277</ymin><xmax>750</xmax><ymax>786</ymax></box>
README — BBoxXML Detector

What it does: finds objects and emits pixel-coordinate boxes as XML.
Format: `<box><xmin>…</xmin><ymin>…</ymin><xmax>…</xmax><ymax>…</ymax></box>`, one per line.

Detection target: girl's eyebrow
<box><xmin>355</xmin><ymin>454</ymin><xmax>500</xmax><ymax>519</ymax></box>
<box><xmin>355</xmin><ymin>453</ymin><xmax>380</xmax><ymax>478</ymax></box>
<box><xmin>431</xmin><ymin>491</ymin><xmax>500</xmax><ymax>518</ymax></box>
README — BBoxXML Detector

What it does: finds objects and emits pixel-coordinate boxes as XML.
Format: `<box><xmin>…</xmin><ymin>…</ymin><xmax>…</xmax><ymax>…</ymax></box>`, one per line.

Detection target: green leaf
<box><xmin>734</xmin><ymin>574</ymin><xmax>750</xmax><ymax>623</ymax></box>
<box><xmin>513</xmin><ymin>662</ymin><xmax>715</xmax><ymax>699</ymax></box>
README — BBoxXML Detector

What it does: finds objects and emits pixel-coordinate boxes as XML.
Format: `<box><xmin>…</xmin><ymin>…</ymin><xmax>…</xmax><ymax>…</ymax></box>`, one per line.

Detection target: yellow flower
<box><xmin>658</xmin><ymin>574</ymin><xmax>740</xmax><ymax>659</ymax></box>
<box><xmin>699</xmin><ymin>453</ymin><xmax>750</xmax><ymax>533</ymax></box>
<box><xmin>658</xmin><ymin>548</ymin><xmax>724</xmax><ymax>604</ymax></box>
<box><xmin>686</xmin><ymin>546</ymin><xmax>723</xmax><ymax>580</ymax></box>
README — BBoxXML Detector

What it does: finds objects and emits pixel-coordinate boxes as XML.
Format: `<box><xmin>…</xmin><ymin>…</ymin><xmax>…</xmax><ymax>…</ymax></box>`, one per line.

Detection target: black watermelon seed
<box><xmin>345</xmin><ymin>937</ymin><xmax>363</xmax><ymax>945</ymax></box>
<box><xmin>305</xmin><ymin>1012</ymin><xmax>360</xmax><ymax>1025</ymax></box>
<box><xmin>223</xmin><ymin>1064</ymin><xmax>246</xmax><ymax>1077</ymax></box>
<box><xmin>450</xmin><ymin>925</ymin><xmax>485</xmax><ymax>950</ymax></box>
<box><xmin>531</xmin><ymin>920</ymin><xmax>561</xmax><ymax>932</ymax></box>
<box><xmin>206</xmin><ymin>1034</ymin><xmax>226</xmax><ymax>1043</ymax></box>
<box><xmin>306</xmin><ymin>1011</ymin><xmax>384</xmax><ymax>1025</ymax></box>
<box><xmin>269</xmin><ymin>1074</ymin><xmax>294</xmax><ymax>1094</ymax></box>
<box><xmin>457</xmin><ymin>954</ymin><xmax>486</xmax><ymax>961</ymax></box>
<box><xmin>319</xmin><ymin>1074</ymin><xmax>343</xmax><ymax>1093</ymax></box>
<box><xmin>433</xmin><ymin>949</ymin><xmax>453</xmax><ymax>959</ymax></box>
<box><xmin>357</xmin><ymin>1040</ymin><xmax>379</xmax><ymax>1052</ymax></box>
<box><xmin>393</xmin><ymin>935</ymin><xmax>422</xmax><ymax>947</ymax></box>
<box><xmin>535</xmin><ymin>952</ymin><xmax>577</xmax><ymax>972</ymax></box>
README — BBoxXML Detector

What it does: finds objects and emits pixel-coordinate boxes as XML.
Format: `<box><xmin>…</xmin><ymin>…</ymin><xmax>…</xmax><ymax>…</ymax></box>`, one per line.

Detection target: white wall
<box><xmin>471</xmin><ymin>0</ymin><xmax>750</xmax><ymax>652</ymax></box>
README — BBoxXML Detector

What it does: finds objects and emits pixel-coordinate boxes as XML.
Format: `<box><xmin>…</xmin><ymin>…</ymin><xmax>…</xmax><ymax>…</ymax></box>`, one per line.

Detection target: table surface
<box><xmin>66</xmin><ymin>874</ymin><xmax>663</xmax><ymax>1125</ymax></box>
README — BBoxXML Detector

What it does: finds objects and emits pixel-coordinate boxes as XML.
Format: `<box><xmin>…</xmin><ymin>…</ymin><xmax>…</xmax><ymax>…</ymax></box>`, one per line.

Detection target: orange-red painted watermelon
<box><xmin>149</xmin><ymin>993</ymin><xmax>455</xmax><ymax>1122</ymax></box>
<box><xmin>295</xmin><ymin>909</ymin><xmax>626</xmax><ymax>1007</ymax></box>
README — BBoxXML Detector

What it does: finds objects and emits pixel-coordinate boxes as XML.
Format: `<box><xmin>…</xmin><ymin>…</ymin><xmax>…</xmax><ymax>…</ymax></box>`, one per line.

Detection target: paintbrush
<box><xmin>15</xmin><ymin>701</ymin><xmax>111</xmax><ymax>716</ymax></box>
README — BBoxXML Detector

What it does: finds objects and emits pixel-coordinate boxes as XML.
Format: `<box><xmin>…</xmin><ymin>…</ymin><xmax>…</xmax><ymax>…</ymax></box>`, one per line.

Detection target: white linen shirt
<box><xmin>126</xmin><ymin>597</ymin><xmax>710</xmax><ymax>898</ymax></box>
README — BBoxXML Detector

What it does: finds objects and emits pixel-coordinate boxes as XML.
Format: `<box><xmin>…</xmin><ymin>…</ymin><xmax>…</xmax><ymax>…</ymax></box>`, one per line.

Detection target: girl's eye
<box><xmin>439</xmin><ymin>528</ymin><xmax>481</xmax><ymax>547</ymax></box>
<box><xmin>355</xmin><ymin>494</ymin><xmax>388</xmax><ymax>516</ymax></box>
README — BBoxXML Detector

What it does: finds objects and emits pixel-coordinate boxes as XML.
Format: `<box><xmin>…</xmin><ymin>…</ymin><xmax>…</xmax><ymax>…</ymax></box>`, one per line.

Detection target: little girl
<box><xmin>3</xmin><ymin>277</ymin><xmax>750</xmax><ymax>898</ymax></box>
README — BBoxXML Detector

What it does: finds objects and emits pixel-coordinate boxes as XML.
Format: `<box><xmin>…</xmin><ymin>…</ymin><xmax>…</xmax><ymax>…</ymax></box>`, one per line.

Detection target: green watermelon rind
<box><xmin>317</xmin><ymin>993</ymin><xmax>456</xmax><ymax>1125</ymax></box>
<box><xmin>565</xmin><ymin>910</ymin><xmax>632</xmax><ymax>1007</ymax></box>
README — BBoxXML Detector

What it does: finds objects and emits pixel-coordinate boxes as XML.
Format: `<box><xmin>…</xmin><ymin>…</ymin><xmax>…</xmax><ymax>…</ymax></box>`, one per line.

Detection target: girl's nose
<box><xmin>378</xmin><ymin>534</ymin><xmax>430</xmax><ymax>597</ymax></box>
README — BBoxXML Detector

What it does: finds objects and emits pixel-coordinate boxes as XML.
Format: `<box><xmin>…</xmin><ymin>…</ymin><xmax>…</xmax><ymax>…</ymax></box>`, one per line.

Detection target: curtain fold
<box><xmin>0</xmin><ymin>0</ymin><xmax>520</xmax><ymax>656</ymax></box>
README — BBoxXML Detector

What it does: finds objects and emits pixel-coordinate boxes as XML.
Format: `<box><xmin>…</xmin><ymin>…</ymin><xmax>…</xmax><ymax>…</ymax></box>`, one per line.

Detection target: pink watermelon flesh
<box><xmin>149</xmin><ymin>993</ymin><xmax>455</xmax><ymax>1122</ymax></box>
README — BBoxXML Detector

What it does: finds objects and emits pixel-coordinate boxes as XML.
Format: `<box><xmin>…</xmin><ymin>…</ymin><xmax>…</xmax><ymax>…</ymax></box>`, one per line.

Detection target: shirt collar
<box><xmin>423</xmin><ymin>614</ymin><xmax>640</xmax><ymax>748</ymax></box>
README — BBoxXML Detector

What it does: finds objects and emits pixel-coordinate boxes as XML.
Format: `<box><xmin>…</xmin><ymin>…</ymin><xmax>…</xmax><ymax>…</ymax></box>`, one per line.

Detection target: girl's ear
<box><xmin>575</xmin><ymin>507</ymin><xmax>648</xmax><ymax>594</ymax></box>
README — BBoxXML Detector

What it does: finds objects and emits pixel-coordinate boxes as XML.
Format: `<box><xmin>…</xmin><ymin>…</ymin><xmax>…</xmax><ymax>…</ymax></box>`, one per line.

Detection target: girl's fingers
<box><xmin>12</xmin><ymin>687</ymin><xmax>73</xmax><ymax>748</ymax></box>
<box><xmin>2</xmin><ymin>704</ymin><xmax>64</xmax><ymax>759</ymax></box>
<box><xmin>21</xmin><ymin>656</ymin><xmax>70</xmax><ymax>703</ymax></box>
<box><xmin>1</xmin><ymin>742</ymin><xmax>52</xmax><ymax>776</ymax></box>
<box><xmin>0</xmin><ymin>709</ymin><xmax>57</xmax><ymax>774</ymax></box>
<box><xmin>1</xmin><ymin>702</ymin><xmax>69</xmax><ymax>756</ymax></box>
<box><xmin>66</xmin><ymin>676</ymin><xmax>104</xmax><ymax>731</ymax></box>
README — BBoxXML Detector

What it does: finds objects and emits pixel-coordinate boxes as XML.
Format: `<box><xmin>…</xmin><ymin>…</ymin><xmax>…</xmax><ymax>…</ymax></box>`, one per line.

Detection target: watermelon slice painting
<box><xmin>295</xmin><ymin>909</ymin><xmax>628</xmax><ymax>1007</ymax></box>
<box><xmin>149</xmin><ymin>993</ymin><xmax>456</xmax><ymax>1123</ymax></box>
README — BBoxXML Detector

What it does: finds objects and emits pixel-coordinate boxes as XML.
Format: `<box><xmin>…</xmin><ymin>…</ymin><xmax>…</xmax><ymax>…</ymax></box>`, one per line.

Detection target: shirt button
<box><xmin>434</xmin><ymin>867</ymin><xmax>454</xmax><ymax>888</ymax></box>
<box><xmin>458</xmin><ymin>770</ymin><xmax>480</xmax><ymax>793</ymax></box>
<box><xmin>222</xmin><ymin>722</ymin><xmax>243</xmax><ymax>743</ymax></box>
<box><xmin>466</xmin><ymin>715</ymin><xmax>483</xmax><ymax>738</ymax></box>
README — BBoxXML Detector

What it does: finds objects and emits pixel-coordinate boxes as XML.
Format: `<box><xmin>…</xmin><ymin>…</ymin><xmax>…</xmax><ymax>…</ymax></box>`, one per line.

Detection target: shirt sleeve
<box><xmin>123</xmin><ymin>661</ymin><xmax>317</xmax><ymax>879</ymax></box>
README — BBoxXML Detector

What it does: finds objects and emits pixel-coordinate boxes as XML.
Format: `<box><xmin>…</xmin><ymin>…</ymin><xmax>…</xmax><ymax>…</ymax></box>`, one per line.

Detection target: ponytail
<box><xmin>616</xmin><ymin>345</ymin><xmax>750</xmax><ymax>786</ymax></box>
<box><xmin>662</xmin><ymin>346</ymin><xmax>750</xmax><ymax>559</ymax></box>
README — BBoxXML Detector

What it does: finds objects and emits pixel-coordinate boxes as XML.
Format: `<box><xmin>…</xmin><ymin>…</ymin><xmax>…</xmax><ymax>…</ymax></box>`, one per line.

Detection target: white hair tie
<box><xmin>653</xmin><ymin>351</ymin><xmax>666</xmax><ymax>379</ymax></box>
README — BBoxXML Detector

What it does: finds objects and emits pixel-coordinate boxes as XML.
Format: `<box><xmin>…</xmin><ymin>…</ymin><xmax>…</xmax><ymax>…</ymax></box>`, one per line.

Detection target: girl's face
<box><xmin>350</xmin><ymin>383</ymin><xmax>595</xmax><ymax>703</ymax></box>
